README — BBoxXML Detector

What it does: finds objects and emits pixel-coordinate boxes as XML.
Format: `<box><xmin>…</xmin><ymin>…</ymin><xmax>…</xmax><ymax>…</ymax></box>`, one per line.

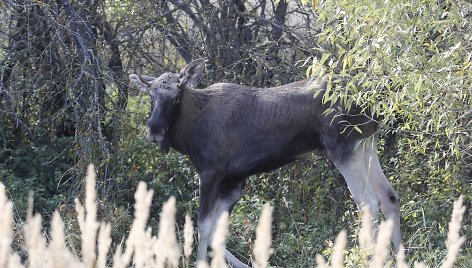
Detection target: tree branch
<box><xmin>0</xmin><ymin>82</ymin><xmax>35</xmax><ymax>142</ymax></box>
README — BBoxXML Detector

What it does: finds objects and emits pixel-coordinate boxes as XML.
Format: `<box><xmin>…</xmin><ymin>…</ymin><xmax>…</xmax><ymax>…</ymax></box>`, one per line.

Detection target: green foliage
<box><xmin>309</xmin><ymin>0</ymin><xmax>471</xmax><ymax>163</ymax></box>
<box><xmin>301</xmin><ymin>2</ymin><xmax>472</xmax><ymax>263</ymax></box>
<box><xmin>0</xmin><ymin>122</ymin><xmax>74</xmax><ymax>219</ymax></box>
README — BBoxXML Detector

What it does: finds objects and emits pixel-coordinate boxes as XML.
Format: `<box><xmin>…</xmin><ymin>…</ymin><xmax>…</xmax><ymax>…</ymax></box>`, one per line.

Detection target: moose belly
<box><xmin>228</xmin><ymin>128</ymin><xmax>323</xmax><ymax>177</ymax></box>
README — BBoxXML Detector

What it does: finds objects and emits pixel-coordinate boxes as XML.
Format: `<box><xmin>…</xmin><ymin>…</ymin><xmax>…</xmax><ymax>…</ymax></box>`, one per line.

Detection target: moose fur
<box><xmin>129</xmin><ymin>59</ymin><xmax>401</xmax><ymax>268</ymax></box>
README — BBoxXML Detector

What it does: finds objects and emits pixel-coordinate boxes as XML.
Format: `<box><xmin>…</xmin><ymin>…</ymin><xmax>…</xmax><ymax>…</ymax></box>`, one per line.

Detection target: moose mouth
<box><xmin>147</xmin><ymin>128</ymin><xmax>171</xmax><ymax>154</ymax></box>
<box><xmin>146</xmin><ymin>129</ymin><xmax>165</xmax><ymax>143</ymax></box>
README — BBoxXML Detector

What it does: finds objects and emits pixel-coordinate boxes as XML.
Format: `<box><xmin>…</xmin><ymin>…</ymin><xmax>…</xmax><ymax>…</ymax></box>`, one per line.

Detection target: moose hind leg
<box><xmin>217</xmin><ymin>179</ymin><xmax>249</xmax><ymax>268</ymax></box>
<box><xmin>330</xmin><ymin>139</ymin><xmax>401</xmax><ymax>251</ymax></box>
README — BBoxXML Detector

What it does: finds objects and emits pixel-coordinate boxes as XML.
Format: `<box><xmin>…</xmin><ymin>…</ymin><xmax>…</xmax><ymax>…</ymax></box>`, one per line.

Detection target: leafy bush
<box><xmin>307</xmin><ymin>0</ymin><xmax>471</xmax><ymax>164</ymax></box>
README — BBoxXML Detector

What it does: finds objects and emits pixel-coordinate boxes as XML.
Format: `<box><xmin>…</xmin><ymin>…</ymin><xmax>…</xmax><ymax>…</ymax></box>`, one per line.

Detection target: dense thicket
<box><xmin>0</xmin><ymin>0</ymin><xmax>315</xmax><ymax>208</ymax></box>
<box><xmin>0</xmin><ymin>0</ymin><xmax>471</xmax><ymax>266</ymax></box>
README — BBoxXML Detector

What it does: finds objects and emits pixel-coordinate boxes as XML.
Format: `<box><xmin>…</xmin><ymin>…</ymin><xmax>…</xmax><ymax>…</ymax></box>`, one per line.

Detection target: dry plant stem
<box><xmin>75</xmin><ymin>199</ymin><xmax>85</xmax><ymax>235</ymax></box>
<box><xmin>0</xmin><ymin>184</ymin><xmax>13</xmax><ymax>268</ymax></box>
<box><xmin>155</xmin><ymin>196</ymin><xmax>180</xmax><ymax>268</ymax></box>
<box><xmin>197</xmin><ymin>260</ymin><xmax>210</xmax><ymax>268</ymax></box>
<box><xmin>369</xmin><ymin>219</ymin><xmax>393</xmax><ymax>268</ymax></box>
<box><xmin>133</xmin><ymin>187</ymin><xmax>151</xmax><ymax>267</ymax></box>
<box><xmin>51</xmin><ymin>211</ymin><xmax>70</xmax><ymax>267</ymax></box>
<box><xmin>441</xmin><ymin>195</ymin><xmax>466</xmax><ymax>268</ymax></box>
<box><xmin>315</xmin><ymin>254</ymin><xmax>329</xmax><ymax>268</ymax></box>
<box><xmin>210</xmin><ymin>212</ymin><xmax>229</xmax><ymax>268</ymax></box>
<box><xmin>0</xmin><ymin>166</ymin><xmax>468</xmax><ymax>268</ymax></box>
<box><xmin>332</xmin><ymin>230</ymin><xmax>347</xmax><ymax>268</ymax></box>
<box><xmin>112</xmin><ymin>244</ymin><xmax>125</xmax><ymax>268</ymax></box>
<box><xmin>359</xmin><ymin>207</ymin><xmax>375</xmax><ymax>251</ymax></box>
<box><xmin>0</xmin><ymin>184</ymin><xmax>22</xmax><ymax>268</ymax></box>
<box><xmin>97</xmin><ymin>223</ymin><xmax>112</xmax><ymax>268</ymax></box>
<box><xmin>145</xmin><ymin>228</ymin><xmax>157</xmax><ymax>267</ymax></box>
<box><xmin>253</xmin><ymin>204</ymin><xmax>273</xmax><ymax>268</ymax></box>
<box><xmin>396</xmin><ymin>244</ymin><xmax>409</xmax><ymax>268</ymax></box>
<box><xmin>127</xmin><ymin>182</ymin><xmax>154</xmax><ymax>267</ymax></box>
<box><xmin>24</xmin><ymin>213</ymin><xmax>48</xmax><ymax>268</ymax></box>
<box><xmin>183</xmin><ymin>214</ymin><xmax>194</xmax><ymax>266</ymax></box>
<box><xmin>7</xmin><ymin>253</ymin><xmax>23</xmax><ymax>268</ymax></box>
<box><xmin>82</xmin><ymin>164</ymin><xmax>100</xmax><ymax>268</ymax></box>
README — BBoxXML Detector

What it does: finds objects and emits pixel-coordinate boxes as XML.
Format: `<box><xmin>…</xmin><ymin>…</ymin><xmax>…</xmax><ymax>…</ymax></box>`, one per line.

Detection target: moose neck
<box><xmin>167</xmin><ymin>86</ymin><xmax>213</xmax><ymax>153</ymax></box>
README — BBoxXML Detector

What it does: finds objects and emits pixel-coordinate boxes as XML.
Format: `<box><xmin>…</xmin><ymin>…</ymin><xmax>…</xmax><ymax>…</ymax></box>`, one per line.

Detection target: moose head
<box><xmin>129</xmin><ymin>59</ymin><xmax>205</xmax><ymax>153</ymax></box>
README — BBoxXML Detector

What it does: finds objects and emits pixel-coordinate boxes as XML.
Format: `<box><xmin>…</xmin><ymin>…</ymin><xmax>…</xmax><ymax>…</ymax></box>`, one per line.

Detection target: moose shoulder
<box><xmin>130</xmin><ymin>59</ymin><xmax>400</xmax><ymax>268</ymax></box>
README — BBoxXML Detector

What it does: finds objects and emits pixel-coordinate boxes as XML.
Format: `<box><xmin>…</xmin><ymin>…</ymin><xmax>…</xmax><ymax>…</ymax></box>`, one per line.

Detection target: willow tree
<box><xmin>306</xmin><ymin>0</ymin><xmax>471</xmax><ymax>259</ymax></box>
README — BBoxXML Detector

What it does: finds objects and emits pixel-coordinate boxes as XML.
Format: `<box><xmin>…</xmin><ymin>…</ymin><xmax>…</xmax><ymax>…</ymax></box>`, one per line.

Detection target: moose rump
<box><xmin>129</xmin><ymin>59</ymin><xmax>401</xmax><ymax>268</ymax></box>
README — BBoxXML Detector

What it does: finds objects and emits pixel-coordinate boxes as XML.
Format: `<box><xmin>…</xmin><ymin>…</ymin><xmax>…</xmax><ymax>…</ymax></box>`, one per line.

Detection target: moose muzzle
<box><xmin>146</xmin><ymin>108</ymin><xmax>167</xmax><ymax>144</ymax></box>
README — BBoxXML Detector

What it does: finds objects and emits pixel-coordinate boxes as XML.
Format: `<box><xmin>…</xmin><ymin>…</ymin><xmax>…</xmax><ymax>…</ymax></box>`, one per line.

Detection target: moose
<box><xmin>129</xmin><ymin>59</ymin><xmax>401</xmax><ymax>268</ymax></box>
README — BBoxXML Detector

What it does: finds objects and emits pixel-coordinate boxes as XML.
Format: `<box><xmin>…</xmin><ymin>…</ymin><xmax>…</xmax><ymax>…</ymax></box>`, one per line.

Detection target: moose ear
<box><xmin>129</xmin><ymin>74</ymin><xmax>155</xmax><ymax>92</ymax></box>
<box><xmin>179</xmin><ymin>59</ymin><xmax>205</xmax><ymax>89</ymax></box>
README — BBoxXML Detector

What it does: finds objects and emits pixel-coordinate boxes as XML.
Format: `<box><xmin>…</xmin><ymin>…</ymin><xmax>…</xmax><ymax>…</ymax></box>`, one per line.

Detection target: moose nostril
<box><xmin>147</xmin><ymin>120</ymin><xmax>156</xmax><ymax>133</ymax></box>
<box><xmin>147</xmin><ymin>118</ymin><xmax>163</xmax><ymax>135</ymax></box>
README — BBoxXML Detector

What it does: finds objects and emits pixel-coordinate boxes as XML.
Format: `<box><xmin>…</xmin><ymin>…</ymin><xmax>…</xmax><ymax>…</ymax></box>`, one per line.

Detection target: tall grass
<box><xmin>0</xmin><ymin>165</ymin><xmax>466</xmax><ymax>267</ymax></box>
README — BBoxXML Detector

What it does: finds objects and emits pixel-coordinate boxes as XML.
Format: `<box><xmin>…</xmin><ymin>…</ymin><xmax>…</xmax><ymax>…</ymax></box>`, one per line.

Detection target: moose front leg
<box><xmin>196</xmin><ymin>170</ymin><xmax>248</xmax><ymax>268</ymax></box>
<box><xmin>196</xmin><ymin>170</ymin><xmax>221</xmax><ymax>264</ymax></box>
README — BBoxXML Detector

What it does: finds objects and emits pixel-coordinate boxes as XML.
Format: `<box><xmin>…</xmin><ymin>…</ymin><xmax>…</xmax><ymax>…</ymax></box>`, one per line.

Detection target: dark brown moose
<box><xmin>129</xmin><ymin>59</ymin><xmax>401</xmax><ymax>268</ymax></box>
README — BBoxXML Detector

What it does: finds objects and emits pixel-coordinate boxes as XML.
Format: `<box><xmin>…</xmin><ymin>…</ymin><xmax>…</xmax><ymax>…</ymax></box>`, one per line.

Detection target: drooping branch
<box><xmin>0</xmin><ymin>10</ymin><xmax>36</xmax><ymax>143</ymax></box>
<box><xmin>0</xmin><ymin>83</ymin><xmax>36</xmax><ymax>142</ymax></box>
<box><xmin>156</xmin><ymin>0</ymin><xmax>193</xmax><ymax>63</ymax></box>
<box><xmin>58</xmin><ymin>0</ymin><xmax>93</xmax><ymax>64</ymax></box>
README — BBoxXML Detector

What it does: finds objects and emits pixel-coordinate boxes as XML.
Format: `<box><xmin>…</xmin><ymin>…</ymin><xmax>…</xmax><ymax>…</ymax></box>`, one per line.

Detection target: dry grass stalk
<box><xmin>51</xmin><ymin>211</ymin><xmax>77</xmax><ymax>267</ymax></box>
<box><xmin>441</xmin><ymin>195</ymin><xmax>466</xmax><ymax>268</ymax></box>
<box><xmin>369</xmin><ymin>219</ymin><xmax>393</xmax><ymax>268</ymax></box>
<box><xmin>0</xmin><ymin>184</ymin><xmax>23</xmax><ymax>268</ymax></box>
<box><xmin>97</xmin><ymin>223</ymin><xmax>112</xmax><ymax>268</ymax></box>
<box><xmin>75</xmin><ymin>199</ymin><xmax>85</xmax><ymax>235</ymax></box>
<box><xmin>315</xmin><ymin>254</ymin><xmax>329</xmax><ymax>268</ymax></box>
<box><xmin>155</xmin><ymin>196</ymin><xmax>180</xmax><ymax>268</ymax></box>
<box><xmin>210</xmin><ymin>212</ymin><xmax>229</xmax><ymax>268</ymax></box>
<box><xmin>111</xmin><ymin>182</ymin><xmax>154</xmax><ymax>268</ymax></box>
<box><xmin>128</xmin><ymin>182</ymin><xmax>154</xmax><ymax>267</ymax></box>
<box><xmin>0</xmin><ymin>184</ymin><xmax>13</xmax><ymax>268</ymax></box>
<box><xmin>111</xmin><ymin>182</ymin><xmax>157</xmax><ymax>268</ymax></box>
<box><xmin>314</xmin><ymin>229</ymin><xmax>347</xmax><ymax>268</ymax></box>
<box><xmin>253</xmin><ymin>204</ymin><xmax>273</xmax><ymax>268</ymax></box>
<box><xmin>145</xmin><ymin>228</ymin><xmax>158</xmax><ymax>267</ymax></box>
<box><xmin>50</xmin><ymin>211</ymin><xmax>65</xmax><ymax>267</ymax></box>
<box><xmin>24</xmin><ymin>212</ymin><xmax>49</xmax><ymax>268</ymax></box>
<box><xmin>6</xmin><ymin>253</ymin><xmax>23</xmax><ymax>268</ymax></box>
<box><xmin>74</xmin><ymin>164</ymin><xmax>100</xmax><ymax>268</ymax></box>
<box><xmin>196</xmin><ymin>260</ymin><xmax>210</xmax><ymax>268</ymax></box>
<box><xmin>396</xmin><ymin>244</ymin><xmax>409</xmax><ymax>268</ymax></box>
<box><xmin>0</xmin><ymin>166</ymin><xmax>468</xmax><ymax>268</ymax></box>
<box><xmin>157</xmin><ymin>199</ymin><xmax>178</xmax><ymax>267</ymax></box>
<box><xmin>183</xmin><ymin>214</ymin><xmax>194</xmax><ymax>263</ymax></box>
<box><xmin>112</xmin><ymin>244</ymin><xmax>125</xmax><ymax>268</ymax></box>
<box><xmin>331</xmin><ymin>230</ymin><xmax>347</xmax><ymax>268</ymax></box>
<box><xmin>359</xmin><ymin>207</ymin><xmax>375</xmax><ymax>251</ymax></box>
